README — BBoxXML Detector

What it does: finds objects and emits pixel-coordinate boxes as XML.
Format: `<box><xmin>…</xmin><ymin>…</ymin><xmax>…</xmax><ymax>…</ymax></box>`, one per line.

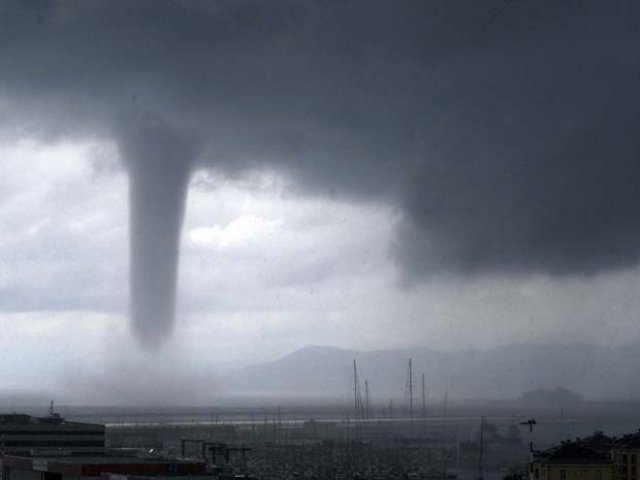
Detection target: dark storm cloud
<box><xmin>1</xmin><ymin>0</ymin><xmax>640</xmax><ymax>342</ymax></box>
<box><xmin>399</xmin><ymin>28</ymin><xmax>640</xmax><ymax>276</ymax></box>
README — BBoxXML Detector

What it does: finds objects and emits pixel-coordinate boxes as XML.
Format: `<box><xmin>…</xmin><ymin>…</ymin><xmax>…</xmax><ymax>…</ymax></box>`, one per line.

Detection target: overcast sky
<box><xmin>1</xmin><ymin>1</ymin><xmax>640</xmax><ymax>403</ymax></box>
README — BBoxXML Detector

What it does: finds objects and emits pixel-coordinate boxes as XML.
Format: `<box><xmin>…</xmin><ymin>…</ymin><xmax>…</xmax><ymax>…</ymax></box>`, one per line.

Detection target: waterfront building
<box><xmin>0</xmin><ymin>414</ymin><xmax>104</xmax><ymax>455</ymax></box>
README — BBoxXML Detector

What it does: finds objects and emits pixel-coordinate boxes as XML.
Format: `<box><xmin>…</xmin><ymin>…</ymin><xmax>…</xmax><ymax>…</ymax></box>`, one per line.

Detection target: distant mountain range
<box><xmin>221</xmin><ymin>343</ymin><xmax>640</xmax><ymax>401</ymax></box>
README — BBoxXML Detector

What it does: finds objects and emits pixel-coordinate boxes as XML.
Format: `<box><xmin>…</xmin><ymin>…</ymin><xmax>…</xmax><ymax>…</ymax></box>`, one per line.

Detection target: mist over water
<box><xmin>118</xmin><ymin>117</ymin><xmax>197</xmax><ymax>348</ymax></box>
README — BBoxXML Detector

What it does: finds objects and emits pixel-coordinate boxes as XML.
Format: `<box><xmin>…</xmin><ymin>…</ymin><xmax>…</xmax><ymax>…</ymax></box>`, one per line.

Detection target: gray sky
<box><xmin>1</xmin><ymin>1</ymin><xmax>640</xmax><ymax>403</ymax></box>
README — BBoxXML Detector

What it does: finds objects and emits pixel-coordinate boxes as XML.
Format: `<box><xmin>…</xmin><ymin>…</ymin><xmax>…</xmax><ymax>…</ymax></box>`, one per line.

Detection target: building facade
<box><xmin>530</xmin><ymin>438</ymin><xmax>613</xmax><ymax>480</ymax></box>
<box><xmin>611</xmin><ymin>432</ymin><xmax>640</xmax><ymax>480</ymax></box>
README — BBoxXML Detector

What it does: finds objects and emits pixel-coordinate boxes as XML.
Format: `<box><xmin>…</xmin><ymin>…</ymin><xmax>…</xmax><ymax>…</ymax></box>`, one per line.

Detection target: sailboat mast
<box><xmin>408</xmin><ymin>359</ymin><xmax>413</xmax><ymax>421</ymax></box>
<box><xmin>478</xmin><ymin>415</ymin><xmax>486</xmax><ymax>480</ymax></box>
<box><xmin>365</xmin><ymin>380</ymin><xmax>370</xmax><ymax>420</ymax></box>
<box><xmin>353</xmin><ymin>359</ymin><xmax>359</xmax><ymax>422</ymax></box>
<box><xmin>421</xmin><ymin>373</ymin><xmax>426</xmax><ymax>418</ymax></box>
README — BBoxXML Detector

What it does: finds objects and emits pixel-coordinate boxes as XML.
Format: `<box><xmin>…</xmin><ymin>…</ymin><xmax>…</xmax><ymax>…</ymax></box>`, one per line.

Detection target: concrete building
<box><xmin>612</xmin><ymin>431</ymin><xmax>640</xmax><ymax>480</ymax></box>
<box><xmin>530</xmin><ymin>440</ymin><xmax>613</xmax><ymax>480</ymax></box>
<box><xmin>0</xmin><ymin>414</ymin><xmax>105</xmax><ymax>455</ymax></box>
<box><xmin>529</xmin><ymin>431</ymin><xmax>640</xmax><ymax>480</ymax></box>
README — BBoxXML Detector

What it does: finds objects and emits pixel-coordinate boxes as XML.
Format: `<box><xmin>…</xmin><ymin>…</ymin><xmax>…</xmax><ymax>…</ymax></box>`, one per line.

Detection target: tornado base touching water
<box><xmin>119</xmin><ymin>119</ymin><xmax>195</xmax><ymax>349</ymax></box>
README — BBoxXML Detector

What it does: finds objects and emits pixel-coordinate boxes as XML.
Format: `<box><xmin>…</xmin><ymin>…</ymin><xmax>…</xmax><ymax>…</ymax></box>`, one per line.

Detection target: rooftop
<box><xmin>535</xmin><ymin>441</ymin><xmax>612</xmax><ymax>465</ymax></box>
<box><xmin>614</xmin><ymin>431</ymin><xmax>640</xmax><ymax>449</ymax></box>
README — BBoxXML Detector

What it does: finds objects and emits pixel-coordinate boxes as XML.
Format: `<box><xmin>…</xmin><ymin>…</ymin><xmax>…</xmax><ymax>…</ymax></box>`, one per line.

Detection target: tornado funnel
<box><xmin>119</xmin><ymin>119</ymin><xmax>196</xmax><ymax>349</ymax></box>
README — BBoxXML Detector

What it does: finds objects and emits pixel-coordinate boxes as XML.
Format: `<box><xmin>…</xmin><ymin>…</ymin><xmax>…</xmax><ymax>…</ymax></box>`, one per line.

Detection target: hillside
<box><xmin>221</xmin><ymin>343</ymin><xmax>640</xmax><ymax>401</ymax></box>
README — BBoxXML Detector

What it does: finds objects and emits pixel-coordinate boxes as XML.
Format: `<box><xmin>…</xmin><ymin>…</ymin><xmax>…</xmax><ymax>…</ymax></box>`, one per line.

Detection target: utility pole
<box><xmin>520</xmin><ymin>419</ymin><xmax>537</xmax><ymax>454</ymax></box>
